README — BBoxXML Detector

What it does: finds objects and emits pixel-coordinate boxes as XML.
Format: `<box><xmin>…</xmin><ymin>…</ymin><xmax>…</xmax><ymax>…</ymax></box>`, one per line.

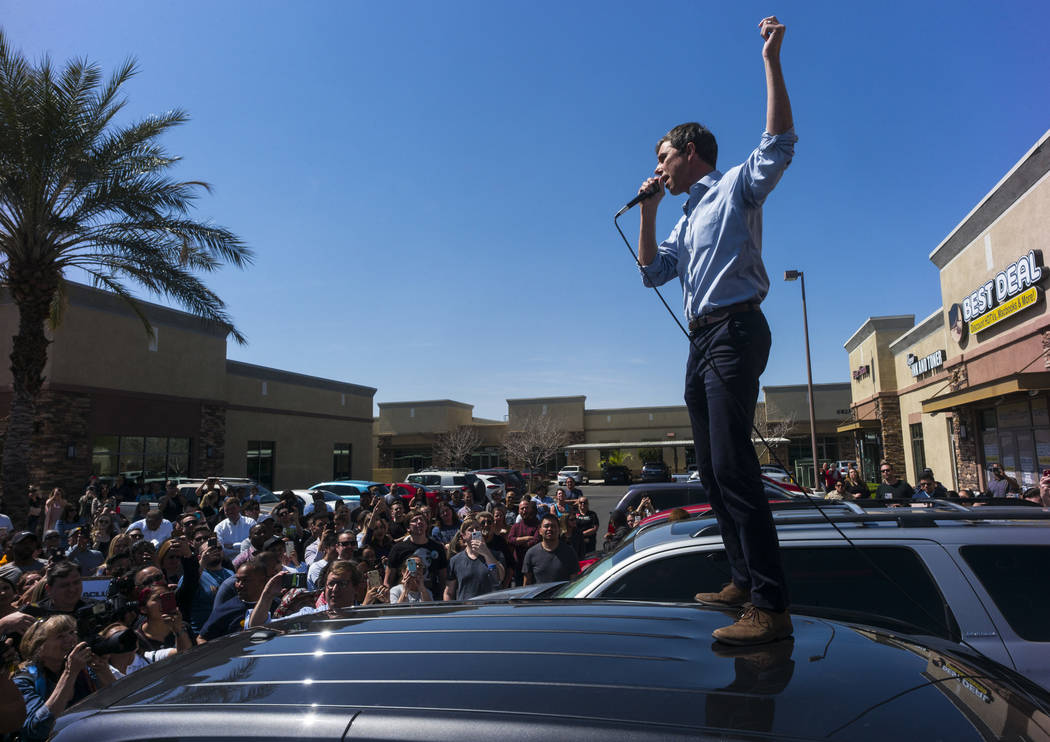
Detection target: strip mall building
<box><xmin>842</xmin><ymin>129</ymin><xmax>1050</xmax><ymax>490</ymax></box>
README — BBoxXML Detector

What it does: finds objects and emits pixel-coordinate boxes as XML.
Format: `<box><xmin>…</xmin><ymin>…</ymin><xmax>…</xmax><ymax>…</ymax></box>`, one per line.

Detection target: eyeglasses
<box><xmin>337</xmin><ymin>541</ymin><xmax>355</xmax><ymax>547</ymax></box>
<box><xmin>880</xmin><ymin>468</ymin><xmax>891</xmax><ymax>473</ymax></box>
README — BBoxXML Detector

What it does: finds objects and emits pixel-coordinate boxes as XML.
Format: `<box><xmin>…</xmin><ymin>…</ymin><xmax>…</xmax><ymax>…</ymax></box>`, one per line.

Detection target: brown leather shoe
<box><xmin>694</xmin><ymin>582</ymin><xmax>749</xmax><ymax>607</ymax></box>
<box><xmin>711</xmin><ymin>606</ymin><xmax>793</xmax><ymax>646</ymax></box>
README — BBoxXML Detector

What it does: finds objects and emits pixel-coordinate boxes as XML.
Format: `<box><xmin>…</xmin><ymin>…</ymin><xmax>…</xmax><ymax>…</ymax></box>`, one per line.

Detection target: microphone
<box><xmin>615</xmin><ymin>183</ymin><xmax>661</xmax><ymax>217</ymax></box>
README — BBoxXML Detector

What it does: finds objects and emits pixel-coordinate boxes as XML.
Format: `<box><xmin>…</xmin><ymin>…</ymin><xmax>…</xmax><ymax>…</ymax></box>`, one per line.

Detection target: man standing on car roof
<box><xmin>633</xmin><ymin>16</ymin><xmax>795</xmax><ymax>646</ymax></box>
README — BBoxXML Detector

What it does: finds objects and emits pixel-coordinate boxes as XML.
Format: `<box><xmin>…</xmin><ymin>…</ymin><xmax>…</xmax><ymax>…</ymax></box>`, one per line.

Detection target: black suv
<box><xmin>50</xmin><ymin>600</ymin><xmax>1050</xmax><ymax>741</ymax></box>
<box><xmin>640</xmin><ymin>461</ymin><xmax>671</xmax><ymax>482</ymax></box>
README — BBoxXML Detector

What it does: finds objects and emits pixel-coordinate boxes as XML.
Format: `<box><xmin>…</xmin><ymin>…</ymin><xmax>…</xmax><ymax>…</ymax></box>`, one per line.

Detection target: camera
<box><xmin>74</xmin><ymin>593</ymin><xmax>140</xmax><ymax>649</ymax></box>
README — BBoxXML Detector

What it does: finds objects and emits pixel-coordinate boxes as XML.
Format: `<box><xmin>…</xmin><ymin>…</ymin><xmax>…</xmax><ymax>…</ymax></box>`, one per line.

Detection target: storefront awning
<box><xmin>836</xmin><ymin>419</ymin><xmax>881</xmax><ymax>433</ymax></box>
<box><xmin>921</xmin><ymin>372</ymin><xmax>1050</xmax><ymax>414</ymax></box>
<box><xmin>564</xmin><ymin>438</ymin><xmax>788</xmax><ymax>450</ymax></box>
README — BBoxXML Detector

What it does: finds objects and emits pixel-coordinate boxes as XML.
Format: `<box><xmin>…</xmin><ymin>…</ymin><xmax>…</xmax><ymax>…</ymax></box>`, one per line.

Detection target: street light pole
<box><xmin>785</xmin><ymin>270</ymin><xmax>820</xmax><ymax>491</ymax></box>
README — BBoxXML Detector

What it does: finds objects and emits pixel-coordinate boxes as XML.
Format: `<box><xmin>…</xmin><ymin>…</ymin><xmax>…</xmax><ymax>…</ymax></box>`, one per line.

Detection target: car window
<box><xmin>321</xmin><ymin>484</ymin><xmax>361</xmax><ymax>497</ymax></box>
<box><xmin>959</xmin><ymin>545</ymin><xmax>1050</xmax><ymax>641</ymax></box>
<box><xmin>650</xmin><ymin>490</ymin><xmax>691</xmax><ymax>510</ymax></box>
<box><xmin>452</xmin><ymin>476</ymin><xmax>466</xmax><ymax>485</ymax></box>
<box><xmin>597</xmin><ymin>545</ymin><xmax>955</xmax><ymax>638</ymax></box>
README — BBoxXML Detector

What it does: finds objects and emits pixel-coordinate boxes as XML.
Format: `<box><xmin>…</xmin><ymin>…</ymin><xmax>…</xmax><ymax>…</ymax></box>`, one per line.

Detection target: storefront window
<box><xmin>910</xmin><ymin>423</ymin><xmax>926</xmax><ymax>475</ymax></box>
<box><xmin>246</xmin><ymin>441</ymin><xmax>275</xmax><ymax>490</ymax></box>
<box><xmin>91</xmin><ymin>435</ymin><xmax>192</xmax><ymax>484</ymax></box>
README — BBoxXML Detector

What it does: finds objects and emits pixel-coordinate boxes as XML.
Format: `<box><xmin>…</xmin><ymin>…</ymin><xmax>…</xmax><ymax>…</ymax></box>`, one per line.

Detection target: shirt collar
<box><xmin>684</xmin><ymin>170</ymin><xmax>723</xmax><ymax>215</ymax></box>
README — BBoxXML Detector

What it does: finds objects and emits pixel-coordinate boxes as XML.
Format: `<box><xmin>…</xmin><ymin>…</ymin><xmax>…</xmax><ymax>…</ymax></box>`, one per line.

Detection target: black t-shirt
<box><xmin>876</xmin><ymin>479</ymin><xmax>914</xmax><ymax>499</ymax></box>
<box><xmin>387</xmin><ymin>538</ymin><xmax>449</xmax><ymax>596</ymax></box>
<box><xmin>522</xmin><ymin>542</ymin><xmax>579</xmax><ymax>584</ymax></box>
<box><xmin>574</xmin><ymin>509</ymin><xmax>599</xmax><ymax>552</ymax></box>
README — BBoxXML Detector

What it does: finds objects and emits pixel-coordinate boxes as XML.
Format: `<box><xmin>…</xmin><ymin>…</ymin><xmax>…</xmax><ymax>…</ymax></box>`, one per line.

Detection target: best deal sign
<box><xmin>961</xmin><ymin>251</ymin><xmax>1045</xmax><ymax>334</ymax></box>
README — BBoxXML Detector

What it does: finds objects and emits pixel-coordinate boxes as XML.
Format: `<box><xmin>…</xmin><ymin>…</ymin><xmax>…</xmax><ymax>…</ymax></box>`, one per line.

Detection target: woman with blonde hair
<box><xmin>12</xmin><ymin>614</ymin><xmax>114</xmax><ymax>741</ymax></box>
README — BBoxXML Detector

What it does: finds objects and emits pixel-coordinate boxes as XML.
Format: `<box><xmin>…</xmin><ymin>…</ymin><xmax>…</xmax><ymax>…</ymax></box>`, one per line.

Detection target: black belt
<box><xmin>688</xmin><ymin>302</ymin><xmax>761</xmax><ymax>334</ymax></box>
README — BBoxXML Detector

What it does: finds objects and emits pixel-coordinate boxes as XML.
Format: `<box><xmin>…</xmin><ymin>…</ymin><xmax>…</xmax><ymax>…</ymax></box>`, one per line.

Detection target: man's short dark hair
<box><xmin>657</xmin><ymin>122</ymin><xmax>718</xmax><ymax>169</ymax></box>
<box><xmin>539</xmin><ymin>513</ymin><xmax>560</xmax><ymax>528</ymax></box>
<box><xmin>45</xmin><ymin>560</ymin><xmax>80</xmax><ymax>585</ymax></box>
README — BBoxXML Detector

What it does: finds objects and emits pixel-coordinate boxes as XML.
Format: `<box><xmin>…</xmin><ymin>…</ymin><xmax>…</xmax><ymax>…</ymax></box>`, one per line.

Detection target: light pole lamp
<box><xmin>784</xmin><ymin>270</ymin><xmax>820</xmax><ymax>492</ymax></box>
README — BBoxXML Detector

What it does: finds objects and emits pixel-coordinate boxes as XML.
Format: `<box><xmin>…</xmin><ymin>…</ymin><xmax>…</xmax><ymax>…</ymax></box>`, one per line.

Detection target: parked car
<box><xmin>472</xmin><ymin>468</ymin><xmax>526</xmax><ymax>493</ymax></box>
<box><xmin>309</xmin><ymin>480</ymin><xmax>389</xmax><ymax>505</ymax></box>
<box><xmin>406</xmin><ymin>470</ymin><xmax>471</xmax><ymax>495</ymax></box>
<box><xmin>760</xmin><ymin>464</ymin><xmax>793</xmax><ymax>484</ymax></box>
<box><xmin>50</xmin><ymin>598</ymin><xmax>1050</xmax><ymax>742</ymax></box>
<box><xmin>556</xmin><ymin>465</ymin><xmax>588</xmax><ymax>485</ymax></box>
<box><xmin>478</xmin><ymin>501</ymin><xmax>1050</xmax><ymax>691</ymax></box>
<box><xmin>387</xmin><ymin>482</ymin><xmax>442</xmax><ymax>510</ymax></box>
<box><xmin>601</xmin><ymin>464</ymin><xmax>633</xmax><ymax>485</ymax></box>
<box><xmin>122</xmin><ymin>477</ymin><xmax>277</xmax><ymax>520</ymax></box>
<box><xmin>640</xmin><ymin>461</ymin><xmax>671</xmax><ymax>482</ymax></box>
<box><xmin>670</xmin><ymin>464</ymin><xmax>698</xmax><ymax>483</ymax></box>
<box><xmin>609</xmin><ymin>478</ymin><xmax>805</xmax><ymax>530</ymax></box>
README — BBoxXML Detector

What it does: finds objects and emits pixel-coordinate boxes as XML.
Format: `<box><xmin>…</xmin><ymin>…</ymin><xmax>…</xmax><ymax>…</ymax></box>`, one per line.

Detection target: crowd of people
<box><xmin>0</xmin><ymin>475</ymin><xmax>599</xmax><ymax>740</ymax></box>
<box><xmin>819</xmin><ymin>460</ymin><xmax>1050</xmax><ymax>505</ymax></box>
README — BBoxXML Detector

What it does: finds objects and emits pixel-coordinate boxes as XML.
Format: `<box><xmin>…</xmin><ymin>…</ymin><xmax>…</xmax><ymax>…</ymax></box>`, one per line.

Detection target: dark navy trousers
<box><xmin>684</xmin><ymin>309</ymin><xmax>789</xmax><ymax>612</ymax></box>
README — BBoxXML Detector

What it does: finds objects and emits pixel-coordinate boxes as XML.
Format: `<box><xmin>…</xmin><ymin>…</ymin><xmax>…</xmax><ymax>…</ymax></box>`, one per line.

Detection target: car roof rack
<box><xmin>692</xmin><ymin>500</ymin><xmax>1050</xmax><ymax>537</ymax></box>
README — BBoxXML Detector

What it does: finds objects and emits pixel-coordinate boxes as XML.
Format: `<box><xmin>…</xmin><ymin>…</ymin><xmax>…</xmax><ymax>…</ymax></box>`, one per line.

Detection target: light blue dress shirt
<box><xmin>640</xmin><ymin>129</ymin><xmax>797</xmax><ymax>320</ymax></box>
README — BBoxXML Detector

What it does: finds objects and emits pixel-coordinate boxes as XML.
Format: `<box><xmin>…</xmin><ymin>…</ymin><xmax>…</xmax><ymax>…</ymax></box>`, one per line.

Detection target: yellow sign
<box><xmin>969</xmin><ymin>287</ymin><xmax>1039</xmax><ymax>334</ymax></box>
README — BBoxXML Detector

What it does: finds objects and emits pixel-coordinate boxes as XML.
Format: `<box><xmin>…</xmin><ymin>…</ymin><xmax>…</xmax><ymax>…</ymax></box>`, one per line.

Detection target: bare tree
<box><xmin>765</xmin><ymin>411</ymin><xmax>797</xmax><ymax>441</ymax></box>
<box><xmin>502</xmin><ymin>412</ymin><xmax>569</xmax><ymax>489</ymax></box>
<box><xmin>432</xmin><ymin>425</ymin><xmax>482</xmax><ymax>469</ymax></box>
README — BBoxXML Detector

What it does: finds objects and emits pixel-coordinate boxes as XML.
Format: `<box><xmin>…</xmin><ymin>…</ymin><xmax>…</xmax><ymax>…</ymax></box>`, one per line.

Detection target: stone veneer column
<box><xmin>876</xmin><ymin>396</ymin><xmax>906</xmax><ymax>472</ymax></box>
<box><xmin>198</xmin><ymin>403</ymin><xmax>227</xmax><ymax>478</ymax></box>
<box><xmin>26</xmin><ymin>391</ymin><xmax>92</xmax><ymax>498</ymax></box>
<box><xmin>951</xmin><ymin>410</ymin><xmax>979</xmax><ymax>490</ymax></box>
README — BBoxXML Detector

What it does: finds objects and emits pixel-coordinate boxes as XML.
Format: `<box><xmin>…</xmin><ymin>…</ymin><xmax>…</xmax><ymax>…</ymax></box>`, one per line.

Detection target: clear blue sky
<box><xmin>5</xmin><ymin>1</ymin><xmax>1048</xmax><ymax>419</ymax></box>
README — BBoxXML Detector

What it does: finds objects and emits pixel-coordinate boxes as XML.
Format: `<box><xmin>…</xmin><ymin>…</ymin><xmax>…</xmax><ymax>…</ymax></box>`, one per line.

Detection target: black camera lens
<box><xmin>88</xmin><ymin>628</ymin><xmax>137</xmax><ymax>656</ymax></box>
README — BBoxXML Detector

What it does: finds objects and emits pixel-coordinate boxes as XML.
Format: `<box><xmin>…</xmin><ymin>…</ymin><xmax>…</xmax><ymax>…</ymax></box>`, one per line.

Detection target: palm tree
<box><xmin>0</xmin><ymin>31</ymin><xmax>251</xmax><ymax>526</ymax></box>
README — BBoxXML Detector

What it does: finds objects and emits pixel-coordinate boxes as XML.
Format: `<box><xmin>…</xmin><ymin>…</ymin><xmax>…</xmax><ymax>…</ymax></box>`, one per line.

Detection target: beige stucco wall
<box><xmin>508</xmin><ymin>397</ymin><xmax>585</xmax><ymax>431</ymax></box>
<box><xmin>0</xmin><ymin>293</ymin><xmax>229</xmax><ymax>400</ymax></box>
<box><xmin>376</xmin><ymin>401</ymin><xmax>474</xmax><ymax>435</ymax></box>
<box><xmin>892</xmin><ymin>322</ymin><xmax>953</xmax><ymax>486</ymax></box>
<box><xmin>938</xmin><ymin>171</ymin><xmax>1050</xmax><ymax>351</ymax></box>
<box><xmin>225</xmin><ymin>410</ymin><xmax>372</xmax><ymax>490</ymax></box>
<box><xmin>226</xmin><ymin>367</ymin><xmax>373</xmax><ymax>420</ymax></box>
<box><xmin>847</xmin><ymin>334</ymin><xmax>882</xmax><ymax>402</ymax></box>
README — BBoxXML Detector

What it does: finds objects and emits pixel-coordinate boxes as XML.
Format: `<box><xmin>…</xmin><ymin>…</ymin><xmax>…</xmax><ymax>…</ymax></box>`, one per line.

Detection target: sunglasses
<box><xmin>139</xmin><ymin>573</ymin><xmax>165</xmax><ymax>588</ymax></box>
<box><xmin>129</xmin><ymin>533</ymin><xmax>145</xmax><ymax>540</ymax></box>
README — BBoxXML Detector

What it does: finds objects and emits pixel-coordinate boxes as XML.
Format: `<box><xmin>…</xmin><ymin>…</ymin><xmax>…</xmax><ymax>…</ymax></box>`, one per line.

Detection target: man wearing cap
<box><xmin>0</xmin><ymin>532</ymin><xmax>45</xmax><ymax>584</ymax></box>
<box><xmin>125</xmin><ymin>509</ymin><xmax>174</xmax><ymax>547</ymax></box>
<box><xmin>65</xmin><ymin>528</ymin><xmax>104</xmax><ymax>576</ymax></box>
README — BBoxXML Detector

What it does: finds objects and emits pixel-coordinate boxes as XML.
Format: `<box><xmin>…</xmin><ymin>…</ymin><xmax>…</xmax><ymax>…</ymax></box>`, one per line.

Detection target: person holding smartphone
<box><xmin>133</xmin><ymin>585</ymin><xmax>192</xmax><ymax>654</ymax></box>
<box><xmin>444</xmin><ymin>520</ymin><xmax>505</xmax><ymax>601</ymax></box>
<box><xmin>390</xmin><ymin>558</ymin><xmax>432</xmax><ymax>603</ymax></box>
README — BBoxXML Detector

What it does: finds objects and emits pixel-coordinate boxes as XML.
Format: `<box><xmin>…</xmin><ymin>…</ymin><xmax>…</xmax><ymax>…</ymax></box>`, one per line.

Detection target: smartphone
<box><xmin>207</xmin><ymin>537</ymin><xmax>219</xmax><ymax>549</ymax></box>
<box><xmin>282</xmin><ymin>573</ymin><xmax>307</xmax><ymax>589</ymax></box>
<box><xmin>159</xmin><ymin>592</ymin><xmax>177</xmax><ymax>614</ymax></box>
<box><xmin>406</xmin><ymin>560</ymin><xmax>418</xmax><ymax>575</ymax></box>
<box><xmin>470</xmin><ymin>530</ymin><xmax>482</xmax><ymax>545</ymax></box>
<box><xmin>366</xmin><ymin>570</ymin><xmax>382</xmax><ymax>589</ymax></box>
<box><xmin>284</xmin><ymin>541</ymin><xmax>296</xmax><ymax>557</ymax></box>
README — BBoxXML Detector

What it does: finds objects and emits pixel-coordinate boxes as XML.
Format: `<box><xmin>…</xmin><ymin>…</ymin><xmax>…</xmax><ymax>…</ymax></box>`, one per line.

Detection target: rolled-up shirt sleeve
<box><xmin>639</xmin><ymin>223</ymin><xmax>682</xmax><ymax>288</ymax></box>
<box><xmin>740</xmin><ymin>128</ymin><xmax>797</xmax><ymax>207</ymax></box>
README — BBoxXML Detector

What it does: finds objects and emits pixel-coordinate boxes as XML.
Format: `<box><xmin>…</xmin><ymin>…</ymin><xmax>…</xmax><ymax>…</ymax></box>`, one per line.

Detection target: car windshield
<box><xmin>549</xmin><ymin>532</ymin><xmax>639</xmax><ymax>598</ymax></box>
